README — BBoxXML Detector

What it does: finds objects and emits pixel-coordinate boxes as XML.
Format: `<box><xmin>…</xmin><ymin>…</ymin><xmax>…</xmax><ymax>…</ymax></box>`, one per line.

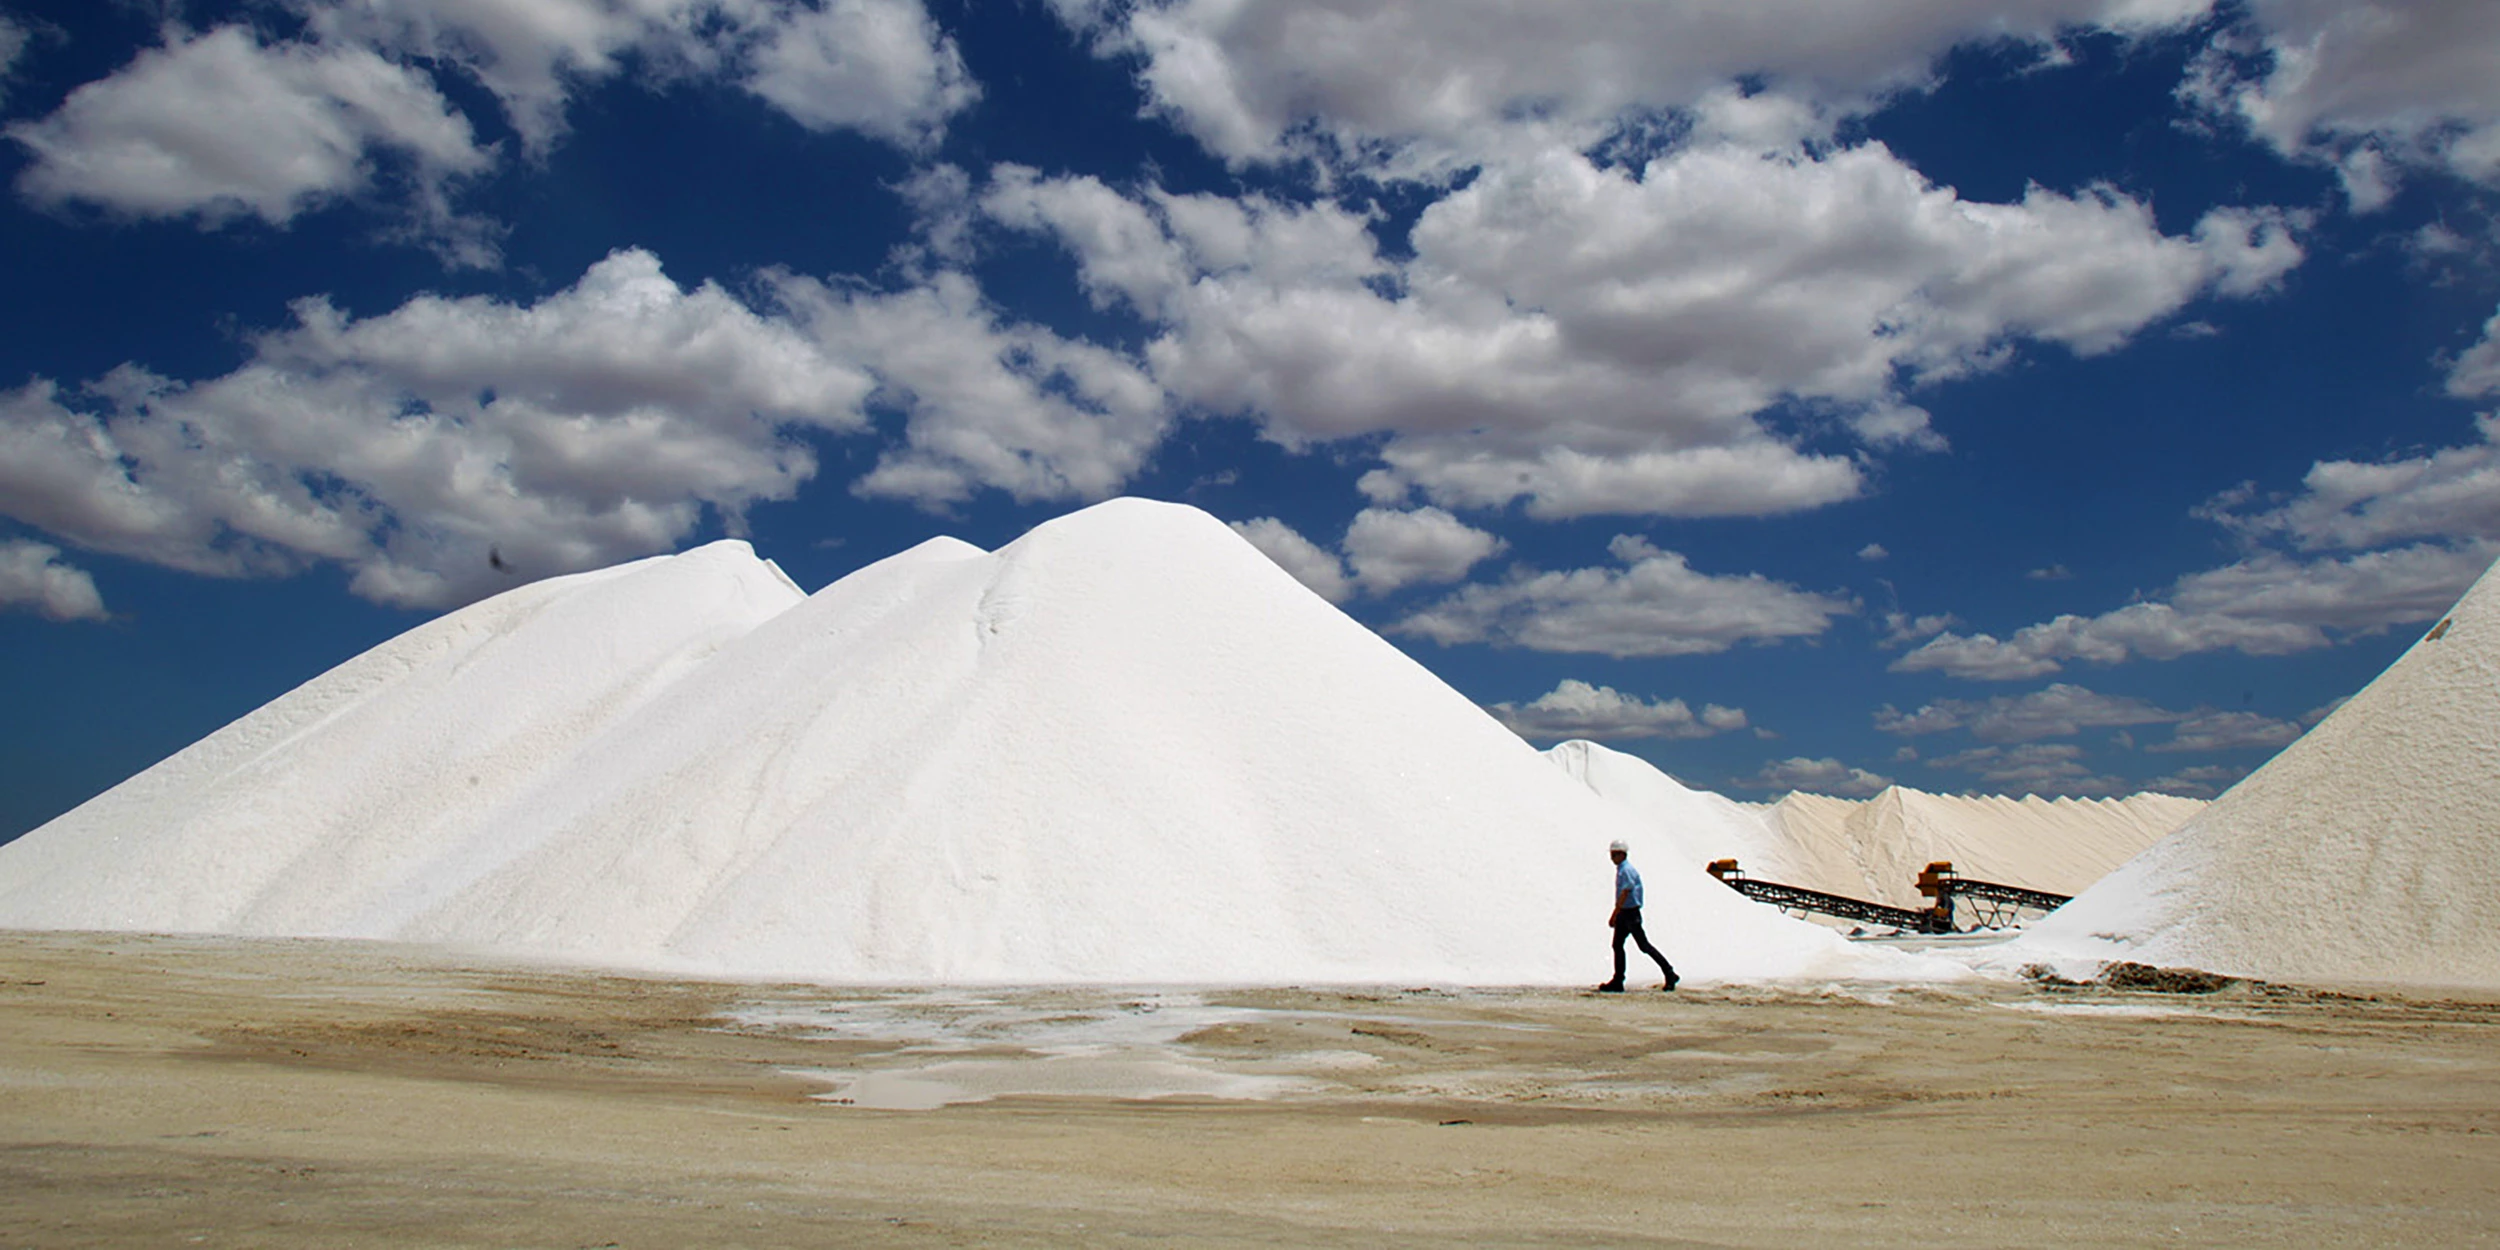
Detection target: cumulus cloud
<box><xmin>1393</xmin><ymin>534</ymin><xmax>1854</xmax><ymax>657</ymax></box>
<box><xmin>12</xmin><ymin>3</ymin><xmax>979</xmax><ymax>254</ymax></box>
<box><xmin>739</xmin><ymin>0</ymin><xmax>979</xmax><ymax>147</ymax></box>
<box><xmin>2453</xmin><ymin>310</ymin><xmax>2500</xmax><ymax>399</ymax></box>
<box><xmin>1874</xmin><ymin>682</ymin><xmax>2179</xmax><ymax>743</ymax></box>
<box><xmin>0</xmin><ymin>249</ymin><xmax>871</xmax><ymax>607</ymax></box>
<box><xmin>1059</xmin><ymin>0</ymin><xmax>2210</xmax><ymax>169</ymax></box>
<box><xmin>1228</xmin><ymin>516</ymin><xmax>1351</xmax><ymax>603</ymax></box>
<box><xmin>980</xmin><ymin>144</ymin><xmax>2295</xmax><ymax>520</ymax></box>
<box><xmin>1859</xmin><ymin>543</ymin><xmax>1890</xmax><ymax>561</ymax></box>
<box><xmin>2149</xmin><ymin>762</ymin><xmax>2245</xmax><ymax>798</ymax></box>
<box><xmin>1488</xmin><ymin>679</ymin><xmax>1748</xmax><ymax>742</ymax></box>
<box><xmin>0</xmin><ymin>540</ymin><xmax>107</xmax><ymax>622</ymax></box>
<box><xmin>772</xmin><ymin>270</ymin><xmax>1168</xmax><ymax>509</ymax></box>
<box><xmin>1904</xmin><ymin>413</ymin><xmax>2500</xmax><ymax>684</ymax></box>
<box><xmin>1926</xmin><ymin>742</ymin><xmax>2127</xmax><ymax>796</ymax></box>
<box><xmin>1894</xmin><ymin>543</ymin><xmax>2494</xmax><ymax>678</ymax></box>
<box><xmin>2145</xmin><ymin>709</ymin><xmax>2304</xmax><ymax>753</ymax></box>
<box><xmin>1737</xmin><ymin>756</ymin><xmax>1894</xmax><ymax>799</ymax></box>
<box><xmin>2206</xmin><ymin>413</ymin><xmax>2500</xmax><ymax>551</ymax></box>
<box><xmin>2188</xmin><ymin>0</ymin><xmax>2500</xmax><ymax>206</ymax></box>
<box><xmin>1342</xmin><ymin>506</ymin><xmax>1503</xmax><ymax>594</ymax></box>
<box><xmin>9</xmin><ymin>25</ymin><xmax>492</xmax><ymax>244</ymax></box>
<box><xmin>301</xmin><ymin>0</ymin><xmax>978</xmax><ymax>154</ymax></box>
<box><xmin>1879</xmin><ymin>610</ymin><xmax>1961</xmax><ymax>647</ymax></box>
<box><xmin>0</xmin><ymin>16</ymin><xmax>32</xmax><ymax>106</ymax></box>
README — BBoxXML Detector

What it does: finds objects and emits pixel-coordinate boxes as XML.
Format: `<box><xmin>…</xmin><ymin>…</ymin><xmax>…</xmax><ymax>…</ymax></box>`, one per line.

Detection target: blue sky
<box><xmin>4</xmin><ymin>0</ymin><xmax>2499</xmax><ymax>840</ymax></box>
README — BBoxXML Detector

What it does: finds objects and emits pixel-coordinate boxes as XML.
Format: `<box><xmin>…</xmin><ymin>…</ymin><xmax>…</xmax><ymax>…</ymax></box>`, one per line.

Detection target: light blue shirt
<box><xmin>1615</xmin><ymin>860</ymin><xmax>1643</xmax><ymax>908</ymax></box>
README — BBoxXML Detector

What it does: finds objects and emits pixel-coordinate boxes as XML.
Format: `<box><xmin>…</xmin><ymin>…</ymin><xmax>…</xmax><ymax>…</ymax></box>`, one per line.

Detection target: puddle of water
<box><xmin>753</xmin><ymin>990</ymin><xmax>1372</xmax><ymax>1109</ymax></box>
<box><xmin>2000</xmin><ymin>1000</ymin><xmax>2208</xmax><ymax>1019</ymax></box>
<box><xmin>791</xmin><ymin>1055</ymin><xmax>1314</xmax><ymax>1109</ymax></box>
<box><xmin>733</xmin><ymin>991</ymin><xmax>1267</xmax><ymax>1053</ymax></box>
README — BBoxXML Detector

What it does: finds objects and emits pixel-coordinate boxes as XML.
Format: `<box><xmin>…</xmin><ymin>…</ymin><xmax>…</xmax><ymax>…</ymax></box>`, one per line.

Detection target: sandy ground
<box><xmin>5</xmin><ymin>932</ymin><xmax>2500</xmax><ymax>1247</ymax></box>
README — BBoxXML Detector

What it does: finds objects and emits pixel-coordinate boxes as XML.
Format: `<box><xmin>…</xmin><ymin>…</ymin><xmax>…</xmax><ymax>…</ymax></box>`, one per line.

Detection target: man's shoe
<box><xmin>1660</xmin><ymin>974</ymin><xmax>1679</xmax><ymax>992</ymax></box>
<box><xmin>1595</xmin><ymin>981</ymin><xmax>1624</xmax><ymax>993</ymax></box>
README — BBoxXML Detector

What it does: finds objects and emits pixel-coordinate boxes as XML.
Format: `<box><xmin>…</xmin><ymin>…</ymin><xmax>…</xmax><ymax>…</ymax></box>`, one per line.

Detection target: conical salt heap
<box><xmin>2015</xmin><ymin>555</ymin><xmax>2500</xmax><ymax>989</ymax></box>
<box><xmin>0</xmin><ymin>499</ymin><xmax>1934</xmax><ymax>985</ymax></box>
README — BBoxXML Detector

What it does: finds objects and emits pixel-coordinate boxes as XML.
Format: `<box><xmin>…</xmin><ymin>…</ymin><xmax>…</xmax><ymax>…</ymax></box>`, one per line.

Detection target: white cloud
<box><xmin>773</xmin><ymin>270</ymin><xmax>1168</xmax><ymax>509</ymax></box>
<box><xmin>2189</xmin><ymin>0</ymin><xmax>2500</xmax><ymax>205</ymax></box>
<box><xmin>0</xmin><ymin>17</ymin><xmax>30</xmax><ymax>106</ymax></box>
<box><xmin>981</xmin><ymin>143</ymin><xmax>2293</xmax><ymax>521</ymax></box>
<box><xmin>297</xmin><ymin>0</ymin><xmax>698</xmax><ymax>153</ymax></box>
<box><xmin>299</xmin><ymin>0</ymin><xmax>979</xmax><ymax>152</ymax></box>
<box><xmin>2207</xmin><ymin>413</ymin><xmax>2500</xmax><ymax>551</ymax></box>
<box><xmin>2148</xmin><ymin>762</ymin><xmax>2244</xmax><ymax>799</ymax></box>
<box><xmin>1393</xmin><ymin>534</ymin><xmax>1854</xmax><ymax>657</ymax></box>
<box><xmin>1341</xmin><ymin>506</ymin><xmax>1503</xmax><ymax>594</ymax></box>
<box><xmin>1878</xmin><ymin>610</ymin><xmax>1960</xmax><ymax>647</ymax></box>
<box><xmin>9</xmin><ymin>25</ymin><xmax>492</xmax><ymax>237</ymax></box>
<box><xmin>1874</xmin><ymin>682</ymin><xmax>2179</xmax><ymax>743</ymax></box>
<box><xmin>12</xmin><ymin>3</ymin><xmax>977</xmax><ymax>255</ymax></box>
<box><xmin>0</xmin><ymin>540</ymin><xmax>107</xmax><ymax>622</ymax></box>
<box><xmin>1893</xmin><ymin>543</ymin><xmax>2494</xmax><ymax>678</ymax></box>
<box><xmin>1362</xmin><ymin>440</ymin><xmax>1866</xmax><ymax>522</ymax></box>
<box><xmin>890</xmin><ymin>162</ymin><xmax>981</xmax><ymax>270</ymax></box>
<box><xmin>1859</xmin><ymin>543</ymin><xmax>1890</xmax><ymax>561</ymax></box>
<box><xmin>1738</xmin><ymin>756</ymin><xmax>1894</xmax><ymax>799</ymax></box>
<box><xmin>2455</xmin><ymin>309</ymin><xmax>2500</xmax><ymax>399</ymax></box>
<box><xmin>1926</xmin><ymin>742</ymin><xmax>2126</xmax><ymax>796</ymax></box>
<box><xmin>1901</xmin><ymin>418</ymin><xmax>2500</xmax><ymax>685</ymax></box>
<box><xmin>739</xmin><ymin>0</ymin><xmax>978</xmax><ymax>147</ymax></box>
<box><xmin>2145</xmin><ymin>709</ymin><xmax>2304</xmax><ymax>753</ymax></box>
<box><xmin>0</xmin><ymin>249</ymin><xmax>872</xmax><ymax>607</ymax></box>
<box><xmin>1065</xmin><ymin>0</ymin><xmax>2210</xmax><ymax>170</ymax></box>
<box><xmin>1228</xmin><ymin>516</ymin><xmax>1351</xmax><ymax>603</ymax></box>
<box><xmin>1488</xmin><ymin>678</ymin><xmax>1747</xmax><ymax>742</ymax></box>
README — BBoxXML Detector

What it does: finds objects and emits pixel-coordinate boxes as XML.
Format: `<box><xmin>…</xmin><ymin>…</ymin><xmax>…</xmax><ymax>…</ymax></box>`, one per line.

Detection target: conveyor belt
<box><xmin>1705</xmin><ymin>859</ymin><xmax>2073</xmax><ymax>934</ymax></box>
<box><xmin>1706</xmin><ymin>860</ymin><xmax>1952</xmax><ymax>933</ymax></box>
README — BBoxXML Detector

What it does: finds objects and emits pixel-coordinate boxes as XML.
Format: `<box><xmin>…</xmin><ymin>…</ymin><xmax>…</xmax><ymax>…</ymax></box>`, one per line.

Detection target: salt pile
<box><xmin>1547</xmin><ymin>740</ymin><xmax>2196</xmax><ymax>910</ymax></box>
<box><xmin>2014</xmin><ymin>556</ymin><xmax>2500</xmax><ymax>990</ymax></box>
<box><xmin>0</xmin><ymin>542</ymin><xmax>805</xmax><ymax>935</ymax></box>
<box><xmin>0</xmin><ymin>499</ymin><xmax>1937</xmax><ymax>986</ymax></box>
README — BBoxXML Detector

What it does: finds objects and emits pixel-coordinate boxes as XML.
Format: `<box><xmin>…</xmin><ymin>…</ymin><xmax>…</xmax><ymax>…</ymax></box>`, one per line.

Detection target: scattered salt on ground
<box><xmin>1547</xmin><ymin>740</ymin><xmax>2197</xmax><ymax>910</ymax></box>
<box><xmin>0</xmin><ymin>499</ymin><xmax>1950</xmax><ymax>987</ymax></box>
<box><xmin>2010</xmin><ymin>556</ymin><xmax>2500</xmax><ymax>991</ymax></box>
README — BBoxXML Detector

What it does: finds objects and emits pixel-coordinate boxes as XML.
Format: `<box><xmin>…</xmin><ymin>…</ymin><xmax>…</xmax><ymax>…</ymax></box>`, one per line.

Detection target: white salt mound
<box><xmin>2013</xmin><ymin>556</ymin><xmax>2500</xmax><ymax>990</ymax></box>
<box><xmin>0</xmin><ymin>499</ymin><xmax>1942</xmax><ymax>986</ymax></box>
<box><xmin>1546</xmin><ymin>741</ymin><xmax>2195</xmax><ymax>910</ymax></box>
<box><xmin>0</xmin><ymin>541</ymin><xmax>806</xmax><ymax>936</ymax></box>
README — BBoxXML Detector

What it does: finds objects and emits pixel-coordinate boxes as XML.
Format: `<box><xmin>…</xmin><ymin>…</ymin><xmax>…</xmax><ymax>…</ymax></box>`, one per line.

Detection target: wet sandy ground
<box><xmin>5</xmin><ymin>931</ymin><xmax>2500</xmax><ymax>1247</ymax></box>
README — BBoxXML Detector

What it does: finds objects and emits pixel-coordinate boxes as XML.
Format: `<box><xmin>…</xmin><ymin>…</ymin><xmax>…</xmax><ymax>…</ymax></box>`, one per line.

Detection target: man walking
<box><xmin>1600</xmin><ymin>839</ymin><xmax>1678</xmax><ymax>992</ymax></box>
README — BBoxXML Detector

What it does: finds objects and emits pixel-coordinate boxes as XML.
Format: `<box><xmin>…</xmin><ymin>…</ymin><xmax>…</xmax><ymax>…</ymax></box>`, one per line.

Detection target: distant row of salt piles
<box><xmin>1545</xmin><ymin>740</ymin><xmax>2201</xmax><ymax>911</ymax></box>
<box><xmin>1</xmin><ymin>499</ymin><xmax>2492</xmax><ymax>991</ymax></box>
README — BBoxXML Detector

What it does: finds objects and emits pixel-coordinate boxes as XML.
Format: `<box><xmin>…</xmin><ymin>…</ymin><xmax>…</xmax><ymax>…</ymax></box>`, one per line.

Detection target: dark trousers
<box><xmin>1611</xmin><ymin>907</ymin><xmax>1675</xmax><ymax>985</ymax></box>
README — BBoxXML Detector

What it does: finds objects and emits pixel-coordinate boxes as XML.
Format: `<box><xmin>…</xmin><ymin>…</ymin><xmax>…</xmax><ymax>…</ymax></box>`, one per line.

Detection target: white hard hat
<box><xmin>1608</xmin><ymin>839</ymin><xmax>1628</xmax><ymax>853</ymax></box>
